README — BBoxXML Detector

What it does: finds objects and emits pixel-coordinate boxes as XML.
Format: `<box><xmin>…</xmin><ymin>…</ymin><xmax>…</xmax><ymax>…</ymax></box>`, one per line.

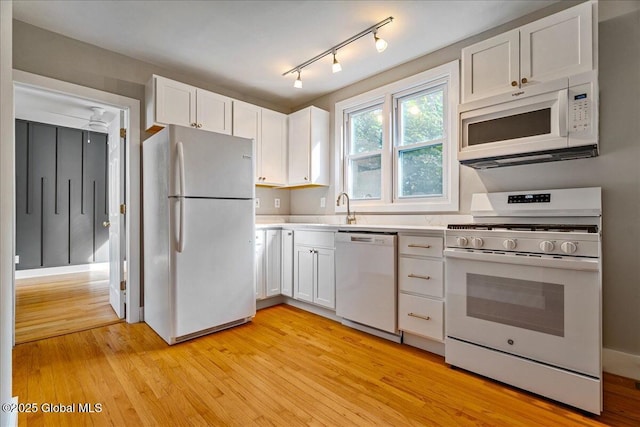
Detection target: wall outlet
<box><xmin>320</xmin><ymin>197</ymin><xmax>326</xmax><ymax>208</ymax></box>
<box><xmin>255</xmin><ymin>198</ymin><xmax>260</xmax><ymax>208</ymax></box>
<box><xmin>274</xmin><ymin>198</ymin><xmax>280</xmax><ymax>208</ymax></box>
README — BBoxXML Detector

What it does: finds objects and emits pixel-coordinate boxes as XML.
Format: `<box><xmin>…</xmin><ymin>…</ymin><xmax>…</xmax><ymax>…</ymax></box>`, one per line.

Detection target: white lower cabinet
<box><xmin>397</xmin><ymin>234</ymin><xmax>445</xmax><ymax>341</ymax></box>
<box><xmin>293</xmin><ymin>231</ymin><xmax>335</xmax><ymax>309</ymax></box>
<box><xmin>255</xmin><ymin>229</ymin><xmax>281</xmax><ymax>300</ymax></box>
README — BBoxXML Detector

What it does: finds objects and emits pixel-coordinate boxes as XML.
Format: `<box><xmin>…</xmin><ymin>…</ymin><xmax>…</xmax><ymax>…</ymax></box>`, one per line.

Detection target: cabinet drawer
<box><xmin>399</xmin><ymin>257</ymin><xmax>443</xmax><ymax>298</ymax></box>
<box><xmin>295</xmin><ymin>230</ymin><xmax>334</xmax><ymax>248</ymax></box>
<box><xmin>398</xmin><ymin>294</ymin><xmax>444</xmax><ymax>341</ymax></box>
<box><xmin>399</xmin><ymin>235</ymin><xmax>442</xmax><ymax>258</ymax></box>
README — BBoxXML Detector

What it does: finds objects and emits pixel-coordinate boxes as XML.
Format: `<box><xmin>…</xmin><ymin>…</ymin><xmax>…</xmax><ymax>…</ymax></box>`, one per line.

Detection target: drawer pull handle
<box><xmin>408</xmin><ymin>273</ymin><xmax>430</xmax><ymax>280</ymax></box>
<box><xmin>408</xmin><ymin>313</ymin><xmax>431</xmax><ymax>321</ymax></box>
<box><xmin>408</xmin><ymin>244</ymin><xmax>431</xmax><ymax>249</ymax></box>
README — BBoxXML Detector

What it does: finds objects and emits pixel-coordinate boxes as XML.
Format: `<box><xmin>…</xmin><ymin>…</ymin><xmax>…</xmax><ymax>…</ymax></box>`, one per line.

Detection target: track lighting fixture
<box><xmin>332</xmin><ymin>51</ymin><xmax>342</xmax><ymax>73</ymax></box>
<box><xmin>283</xmin><ymin>16</ymin><xmax>393</xmax><ymax>88</ymax></box>
<box><xmin>294</xmin><ymin>70</ymin><xmax>302</xmax><ymax>88</ymax></box>
<box><xmin>373</xmin><ymin>31</ymin><xmax>388</xmax><ymax>53</ymax></box>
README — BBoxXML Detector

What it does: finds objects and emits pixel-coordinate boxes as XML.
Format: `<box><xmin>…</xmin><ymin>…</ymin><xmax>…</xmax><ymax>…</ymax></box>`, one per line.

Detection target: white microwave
<box><xmin>458</xmin><ymin>72</ymin><xmax>598</xmax><ymax>169</ymax></box>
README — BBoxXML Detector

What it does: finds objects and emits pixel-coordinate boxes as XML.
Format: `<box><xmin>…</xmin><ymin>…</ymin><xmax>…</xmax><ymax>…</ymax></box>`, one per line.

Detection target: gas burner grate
<box><xmin>447</xmin><ymin>223</ymin><xmax>598</xmax><ymax>233</ymax></box>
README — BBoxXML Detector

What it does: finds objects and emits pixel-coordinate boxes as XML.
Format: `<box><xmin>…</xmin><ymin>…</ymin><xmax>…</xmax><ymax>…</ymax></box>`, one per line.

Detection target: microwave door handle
<box><xmin>558</xmin><ymin>89</ymin><xmax>568</xmax><ymax>137</ymax></box>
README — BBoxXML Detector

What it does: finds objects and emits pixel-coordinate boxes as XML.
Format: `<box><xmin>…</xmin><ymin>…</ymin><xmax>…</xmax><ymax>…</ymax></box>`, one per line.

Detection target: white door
<box><xmin>314</xmin><ymin>248</ymin><xmax>335</xmax><ymax>309</ymax></box>
<box><xmin>261</xmin><ymin>109</ymin><xmax>287</xmax><ymax>185</ymax></box>
<box><xmin>461</xmin><ymin>29</ymin><xmax>520</xmax><ymax>103</ymax></box>
<box><xmin>293</xmin><ymin>246</ymin><xmax>313</xmax><ymax>302</ymax></box>
<box><xmin>108</xmin><ymin>113</ymin><xmax>126</xmax><ymax>318</ymax></box>
<box><xmin>232</xmin><ymin>100</ymin><xmax>262</xmax><ymax>182</ymax></box>
<box><xmin>255</xmin><ymin>230</ymin><xmax>265</xmax><ymax>299</ymax></box>
<box><xmin>288</xmin><ymin>109</ymin><xmax>310</xmax><ymax>185</ymax></box>
<box><xmin>173</xmin><ymin>198</ymin><xmax>255</xmax><ymax>338</ymax></box>
<box><xmin>281</xmin><ymin>230</ymin><xmax>294</xmax><ymax>297</ymax></box>
<box><xmin>155</xmin><ymin>76</ymin><xmax>196</xmax><ymax>128</ymax></box>
<box><xmin>196</xmin><ymin>88</ymin><xmax>232</xmax><ymax>134</ymax></box>
<box><xmin>169</xmin><ymin>126</ymin><xmax>254</xmax><ymax>199</ymax></box>
<box><xmin>265</xmin><ymin>230</ymin><xmax>281</xmax><ymax>297</ymax></box>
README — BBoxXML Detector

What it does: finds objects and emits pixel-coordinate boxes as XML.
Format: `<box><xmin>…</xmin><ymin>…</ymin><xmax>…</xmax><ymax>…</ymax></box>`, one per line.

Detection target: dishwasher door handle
<box><xmin>350</xmin><ymin>236</ymin><xmax>375</xmax><ymax>243</ymax></box>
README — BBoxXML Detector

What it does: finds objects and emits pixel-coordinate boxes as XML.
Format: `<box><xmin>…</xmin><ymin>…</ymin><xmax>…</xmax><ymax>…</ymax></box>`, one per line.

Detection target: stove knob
<box><xmin>456</xmin><ymin>236</ymin><xmax>468</xmax><ymax>246</ymax></box>
<box><xmin>561</xmin><ymin>241</ymin><xmax>577</xmax><ymax>254</ymax></box>
<box><xmin>539</xmin><ymin>240</ymin><xmax>555</xmax><ymax>252</ymax></box>
<box><xmin>503</xmin><ymin>239</ymin><xmax>517</xmax><ymax>250</ymax></box>
<box><xmin>471</xmin><ymin>237</ymin><xmax>484</xmax><ymax>248</ymax></box>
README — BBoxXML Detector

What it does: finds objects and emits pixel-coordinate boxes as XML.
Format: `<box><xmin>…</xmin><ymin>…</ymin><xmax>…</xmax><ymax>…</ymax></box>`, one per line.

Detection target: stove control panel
<box><xmin>507</xmin><ymin>193</ymin><xmax>551</xmax><ymax>204</ymax></box>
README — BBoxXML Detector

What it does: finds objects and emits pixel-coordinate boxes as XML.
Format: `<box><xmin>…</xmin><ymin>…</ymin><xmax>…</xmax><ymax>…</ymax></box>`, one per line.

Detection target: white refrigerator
<box><xmin>143</xmin><ymin>124</ymin><xmax>256</xmax><ymax>344</ymax></box>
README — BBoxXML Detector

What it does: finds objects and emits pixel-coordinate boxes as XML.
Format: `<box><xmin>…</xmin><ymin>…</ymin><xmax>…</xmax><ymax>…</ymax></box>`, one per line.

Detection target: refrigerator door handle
<box><xmin>177</xmin><ymin>142</ymin><xmax>186</xmax><ymax>253</ymax></box>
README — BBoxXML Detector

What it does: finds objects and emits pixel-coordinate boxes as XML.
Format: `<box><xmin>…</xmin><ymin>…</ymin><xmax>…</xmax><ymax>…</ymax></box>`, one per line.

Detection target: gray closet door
<box><xmin>15</xmin><ymin>120</ymin><xmax>109</xmax><ymax>270</ymax></box>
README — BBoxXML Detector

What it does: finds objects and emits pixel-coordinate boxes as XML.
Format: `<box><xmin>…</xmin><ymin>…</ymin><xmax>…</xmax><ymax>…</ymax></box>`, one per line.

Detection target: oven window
<box><xmin>467</xmin><ymin>108</ymin><xmax>551</xmax><ymax>146</ymax></box>
<box><xmin>466</xmin><ymin>273</ymin><xmax>564</xmax><ymax>337</ymax></box>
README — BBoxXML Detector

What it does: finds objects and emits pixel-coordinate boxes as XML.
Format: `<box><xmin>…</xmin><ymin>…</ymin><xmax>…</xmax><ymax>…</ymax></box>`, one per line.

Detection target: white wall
<box><xmin>0</xmin><ymin>1</ymin><xmax>13</xmax><ymax>424</ymax></box>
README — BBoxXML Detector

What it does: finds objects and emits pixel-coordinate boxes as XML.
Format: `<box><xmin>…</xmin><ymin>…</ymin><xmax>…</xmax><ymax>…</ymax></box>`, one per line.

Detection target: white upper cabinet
<box><xmin>146</xmin><ymin>75</ymin><xmax>232</xmax><ymax>134</ymax></box>
<box><xmin>288</xmin><ymin>106</ymin><xmax>329</xmax><ymax>187</ymax></box>
<box><xmin>462</xmin><ymin>1</ymin><xmax>594</xmax><ymax>103</ymax></box>
<box><xmin>260</xmin><ymin>109</ymin><xmax>287</xmax><ymax>186</ymax></box>
<box><xmin>233</xmin><ymin>101</ymin><xmax>287</xmax><ymax>186</ymax></box>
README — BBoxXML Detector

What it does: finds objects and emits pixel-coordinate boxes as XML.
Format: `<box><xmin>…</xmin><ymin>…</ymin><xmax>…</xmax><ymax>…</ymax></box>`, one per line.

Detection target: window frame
<box><xmin>334</xmin><ymin>60</ymin><xmax>459</xmax><ymax>213</ymax></box>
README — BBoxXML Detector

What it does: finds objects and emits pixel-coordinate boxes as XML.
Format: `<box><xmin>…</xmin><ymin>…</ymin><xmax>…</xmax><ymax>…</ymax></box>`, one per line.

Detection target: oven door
<box><xmin>445</xmin><ymin>248</ymin><xmax>600</xmax><ymax>377</ymax></box>
<box><xmin>459</xmin><ymin>86</ymin><xmax>568</xmax><ymax>161</ymax></box>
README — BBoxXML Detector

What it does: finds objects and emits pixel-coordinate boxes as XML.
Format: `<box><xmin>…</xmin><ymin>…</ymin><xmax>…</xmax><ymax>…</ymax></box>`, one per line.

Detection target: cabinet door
<box><xmin>233</xmin><ymin>101</ymin><xmax>262</xmax><ymax>181</ymax></box>
<box><xmin>255</xmin><ymin>230</ymin><xmax>265</xmax><ymax>300</ymax></box>
<box><xmin>281</xmin><ymin>230</ymin><xmax>294</xmax><ymax>297</ymax></box>
<box><xmin>520</xmin><ymin>1</ymin><xmax>592</xmax><ymax>87</ymax></box>
<box><xmin>314</xmin><ymin>248</ymin><xmax>335</xmax><ymax>309</ymax></box>
<box><xmin>294</xmin><ymin>245</ymin><xmax>314</xmax><ymax>303</ymax></box>
<box><xmin>265</xmin><ymin>230</ymin><xmax>281</xmax><ymax>297</ymax></box>
<box><xmin>288</xmin><ymin>108</ymin><xmax>311</xmax><ymax>185</ymax></box>
<box><xmin>461</xmin><ymin>30</ymin><xmax>520</xmax><ymax>103</ymax></box>
<box><xmin>155</xmin><ymin>76</ymin><xmax>196</xmax><ymax>128</ymax></box>
<box><xmin>261</xmin><ymin>109</ymin><xmax>287</xmax><ymax>186</ymax></box>
<box><xmin>196</xmin><ymin>88</ymin><xmax>232</xmax><ymax>134</ymax></box>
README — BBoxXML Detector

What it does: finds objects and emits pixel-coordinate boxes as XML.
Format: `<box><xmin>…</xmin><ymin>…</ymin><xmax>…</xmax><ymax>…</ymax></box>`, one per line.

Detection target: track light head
<box><xmin>374</xmin><ymin>31</ymin><xmax>387</xmax><ymax>53</ymax></box>
<box><xmin>332</xmin><ymin>52</ymin><xmax>342</xmax><ymax>73</ymax></box>
<box><xmin>294</xmin><ymin>70</ymin><xmax>302</xmax><ymax>88</ymax></box>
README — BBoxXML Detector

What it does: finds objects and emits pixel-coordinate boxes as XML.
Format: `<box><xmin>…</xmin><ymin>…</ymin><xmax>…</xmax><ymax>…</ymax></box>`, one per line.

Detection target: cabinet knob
<box><xmin>521</xmin><ymin>77</ymin><xmax>528</xmax><ymax>84</ymax></box>
<box><xmin>197</xmin><ymin>123</ymin><xmax>203</xmax><ymax>128</ymax></box>
<box><xmin>191</xmin><ymin>122</ymin><xmax>197</xmax><ymax>127</ymax></box>
<box><xmin>511</xmin><ymin>81</ymin><xmax>518</xmax><ymax>87</ymax></box>
<box><xmin>304</xmin><ymin>176</ymin><xmax>308</xmax><ymax>181</ymax></box>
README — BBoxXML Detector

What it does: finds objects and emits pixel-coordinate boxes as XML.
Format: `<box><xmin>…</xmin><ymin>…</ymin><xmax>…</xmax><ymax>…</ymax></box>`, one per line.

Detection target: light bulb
<box><xmin>294</xmin><ymin>70</ymin><xmax>302</xmax><ymax>89</ymax></box>
<box><xmin>374</xmin><ymin>32</ymin><xmax>387</xmax><ymax>53</ymax></box>
<box><xmin>332</xmin><ymin>52</ymin><xmax>342</xmax><ymax>73</ymax></box>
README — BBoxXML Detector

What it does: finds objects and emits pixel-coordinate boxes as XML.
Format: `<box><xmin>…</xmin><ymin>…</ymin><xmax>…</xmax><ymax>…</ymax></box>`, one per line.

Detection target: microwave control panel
<box><xmin>569</xmin><ymin>83</ymin><xmax>592</xmax><ymax>133</ymax></box>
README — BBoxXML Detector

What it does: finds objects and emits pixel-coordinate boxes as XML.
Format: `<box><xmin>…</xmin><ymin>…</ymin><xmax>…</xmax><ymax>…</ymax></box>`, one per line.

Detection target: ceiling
<box><xmin>13</xmin><ymin>0</ymin><xmax>557</xmax><ymax>109</ymax></box>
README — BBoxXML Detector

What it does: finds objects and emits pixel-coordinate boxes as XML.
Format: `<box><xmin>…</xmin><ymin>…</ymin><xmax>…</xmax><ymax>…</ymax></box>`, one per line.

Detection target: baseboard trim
<box><xmin>15</xmin><ymin>262</ymin><xmax>108</xmax><ymax>279</ymax></box>
<box><xmin>603</xmin><ymin>347</ymin><xmax>640</xmax><ymax>380</ymax></box>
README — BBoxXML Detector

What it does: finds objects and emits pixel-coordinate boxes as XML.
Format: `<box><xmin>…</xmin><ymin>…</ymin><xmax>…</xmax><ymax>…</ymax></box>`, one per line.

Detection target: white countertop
<box><xmin>256</xmin><ymin>223</ymin><xmax>445</xmax><ymax>233</ymax></box>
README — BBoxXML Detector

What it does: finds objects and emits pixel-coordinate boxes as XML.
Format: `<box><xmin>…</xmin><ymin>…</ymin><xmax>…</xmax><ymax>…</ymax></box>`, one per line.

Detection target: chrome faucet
<box><xmin>336</xmin><ymin>192</ymin><xmax>356</xmax><ymax>224</ymax></box>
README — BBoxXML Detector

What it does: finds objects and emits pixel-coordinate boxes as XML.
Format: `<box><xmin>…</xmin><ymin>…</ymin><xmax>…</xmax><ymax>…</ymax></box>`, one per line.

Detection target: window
<box><xmin>335</xmin><ymin>61</ymin><xmax>459</xmax><ymax>213</ymax></box>
<box><xmin>345</xmin><ymin>103</ymin><xmax>383</xmax><ymax>200</ymax></box>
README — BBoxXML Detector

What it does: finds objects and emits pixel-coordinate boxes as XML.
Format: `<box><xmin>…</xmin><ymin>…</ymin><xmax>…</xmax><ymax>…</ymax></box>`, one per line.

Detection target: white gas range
<box><xmin>444</xmin><ymin>187</ymin><xmax>602</xmax><ymax>414</ymax></box>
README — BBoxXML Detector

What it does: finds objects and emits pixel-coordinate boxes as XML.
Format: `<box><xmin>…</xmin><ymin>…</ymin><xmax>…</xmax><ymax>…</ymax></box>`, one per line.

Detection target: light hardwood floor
<box><xmin>13</xmin><ymin>305</ymin><xmax>640</xmax><ymax>426</ymax></box>
<box><xmin>15</xmin><ymin>269</ymin><xmax>122</xmax><ymax>344</ymax></box>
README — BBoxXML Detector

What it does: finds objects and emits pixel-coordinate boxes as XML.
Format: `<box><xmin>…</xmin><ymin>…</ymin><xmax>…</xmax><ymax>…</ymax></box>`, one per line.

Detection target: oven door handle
<box><xmin>443</xmin><ymin>248</ymin><xmax>599</xmax><ymax>271</ymax></box>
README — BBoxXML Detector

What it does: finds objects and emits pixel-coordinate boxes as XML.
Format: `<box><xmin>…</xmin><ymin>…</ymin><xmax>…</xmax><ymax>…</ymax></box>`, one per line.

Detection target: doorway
<box><xmin>13</xmin><ymin>87</ymin><xmax>126</xmax><ymax>343</ymax></box>
<box><xmin>12</xmin><ymin>70</ymin><xmax>141</xmax><ymax>346</ymax></box>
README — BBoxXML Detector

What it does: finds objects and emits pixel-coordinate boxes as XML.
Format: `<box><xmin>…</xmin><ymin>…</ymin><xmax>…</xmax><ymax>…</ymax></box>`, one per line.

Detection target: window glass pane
<box><xmin>349</xmin><ymin>107</ymin><xmax>383</xmax><ymax>154</ymax></box>
<box><xmin>398</xmin><ymin>89</ymin><xmax>444</xmax><ymax>146</ymax></box>
<box><xmin>349</xmin><ymin>155</ymin><xmax>381</xmax><ymax>200</ymax></box>
<box><xmin>398</xmin><ymin>145</ymin><xmax>442</xmax><ymax>197</ymax></box>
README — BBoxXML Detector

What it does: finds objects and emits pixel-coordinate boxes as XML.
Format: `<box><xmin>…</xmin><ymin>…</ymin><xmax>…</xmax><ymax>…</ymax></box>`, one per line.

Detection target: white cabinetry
<box><xmin>461</xmin><ymin>1</ymin><xmax>594</xmax><ymax>103</ymax></box>
<box><xmin>255</xmin><ymin>229</ymin><xmax>281</xmax><ymax>300</ymax></box>
<box><xmin>233</xmin><ymin>101</ymin><xmax>287</xmax><ymax>186</ymax></box>
<box><xmin>293</xmin><ymin>230</ymin><xmax>335</xmax><ymax>309</ymax></box>
<box><xmin>145</xmin><ymin>75</ymin><xmax>232</xmax><ymax>134</ymax></box>
<box><xmin>288</xmin><ymin>106</ymin><xmax>329</xmax><ymax>187</ymax></box>
<box><xmin>397</xmin><ymin>234</ymin><xmax>444</xmax><ymax>341</ymax></box>
<box><xmin>281</xmin><ymin>229</ymin><xmax>294</xmax><ymax>297</ymax></box>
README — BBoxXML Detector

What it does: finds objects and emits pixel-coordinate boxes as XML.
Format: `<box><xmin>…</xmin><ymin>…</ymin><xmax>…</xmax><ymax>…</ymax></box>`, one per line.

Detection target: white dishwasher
<box><xmin>335</xmin><ymin>232</ymin><xmax>397</xmax><ymax>334</ymax></box>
